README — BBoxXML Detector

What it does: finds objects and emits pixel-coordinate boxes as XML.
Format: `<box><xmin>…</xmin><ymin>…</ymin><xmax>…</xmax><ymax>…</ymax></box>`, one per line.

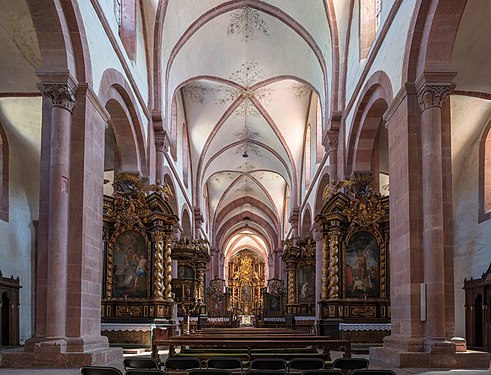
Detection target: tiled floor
<box><xmin>0</xmin><ymin>349</ymin><xmax>489</xmax><ymax>375</ymax></box>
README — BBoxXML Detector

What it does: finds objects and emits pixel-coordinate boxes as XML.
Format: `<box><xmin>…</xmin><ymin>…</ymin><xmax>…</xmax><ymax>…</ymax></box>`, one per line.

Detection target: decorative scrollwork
<box><xmin>299</xmin><ymin>237</ymin><xmax>315</xmax><ymax>258</ymax></box>
<box><xmin>324</xmin><ymin>174</ymin><xmax>386</xmax><ymax>229</ymax></box>
<box><xmin>209</xmin><ymin>278</ymin><xmax>226</xmax><ymax>294</ymax></box>
<box><xmin>106</xmin><ymin>173</ymin><xmax>151</xmax><ymax>229</ymax></box>
<box><xmin>144</xmin><ymin>179</ymin><xmax>173</xmax><ymax>201</ymax></box>
<box><xmin>267</xmin><ymin>278</ymin><xmax>284</xmax><ymax>294</ymax></box>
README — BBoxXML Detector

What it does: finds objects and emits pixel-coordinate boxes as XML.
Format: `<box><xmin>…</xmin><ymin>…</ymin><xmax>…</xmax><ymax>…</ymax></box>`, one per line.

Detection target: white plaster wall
<box><xmin>452</xmin><ymin>96</ymin><xmax>491</xmax><ymax>337</ymax></box>
<box><xmin>0</xmin><ymin>97</ymin><xmax>42</xmax><ymax>343</ymax></box>
<box><xmin>169</xmin><ymin>90</ymin><xmax>196</xmax><ymax>237</ymax></box>
<box><xmin>344</xmin><ymin>0</ymin><xmax>413</xmax><ymax>141</ymax></box>
<box><xmin>80</xmin><ymin>1</ymin><xmax>150</xmax><ymax>141</ymax></box>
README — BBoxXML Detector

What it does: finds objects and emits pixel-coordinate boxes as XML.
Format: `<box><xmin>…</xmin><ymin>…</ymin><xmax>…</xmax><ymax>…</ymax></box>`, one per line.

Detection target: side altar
<box><xmin>101</xmin><ymin>173</ymin><xmax>178</xmax><ymax>346</ymax></box>
<box><xmin>315</xmin><ymin>174</ymin><xmax>390</xmax><ymax>342</ymax></box>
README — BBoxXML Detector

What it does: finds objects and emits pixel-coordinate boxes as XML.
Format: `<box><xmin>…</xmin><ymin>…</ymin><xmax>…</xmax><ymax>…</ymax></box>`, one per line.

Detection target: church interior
<box><xmin>0</xmin><ymin>0</ymin><xmax>491</xmax><ymax>373</ymax></box>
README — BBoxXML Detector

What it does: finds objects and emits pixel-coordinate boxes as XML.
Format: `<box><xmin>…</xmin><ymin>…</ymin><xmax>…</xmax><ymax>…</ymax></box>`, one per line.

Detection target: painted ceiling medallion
<box><xmin>237</xmin><ymin>172</ymin><xmax>255</xmax><ymax>193</ymax></box>
<box><xmin>234</xmin><ymin>107</ymin><xmax>261</xmax><ymax>157</ymax></box>
<box><xmin>293</xmin><ymin>84</ymin><xmax>311</xmax><ymax>98</ymax></box>
<box><xmin>237</xmin><ymin>162</ymin><xmax>255</xmax><ymax>172</ymax></box>
<box><xmin>182</xmin><ymin>84</ymin><xmax>209</xmax><ymax>104</ymax></box>
<box><xmin>217</xmin><ymin>62</ymin><xmax>271</xmax><ymax>117</ymax></box>
<box><xmin>227</xmin><ymin>6</ymin><xmax>269</xmax><ymax>42</ymax></box>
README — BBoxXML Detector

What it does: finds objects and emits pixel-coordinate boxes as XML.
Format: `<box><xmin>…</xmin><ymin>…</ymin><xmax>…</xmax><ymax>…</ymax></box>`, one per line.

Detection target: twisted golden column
<box><xmin>153</xmin><ymin>232</ymin><xmax>164</xmax><ymax>300</ymax></box>
<box><xmin>106</xmin><ymin>244</ymin><xmax>113</xmax><ymax>299</ymax></box>
<box><xmin>198</xmin><ymin>265</ymin><xmax>205</xmax><ymax>302</ymax></box>
<box><xmin>328</xmin><ymin>231</ymin><xmax>339</xmax><ymax>299</ymax></box>
<box><xmin>321</xmin><ymin>238</ymin><xmax>329</xmax><ymax>300</ymax></box>
<box><xmin>287</xmin><ymin>267</ymin><xmax>295</xmax><ymax>304</ymax></box>
<box><xmin>163</xmin><ymin>236</ymin><xmax>173</xmax><ymax>301</ymax></box>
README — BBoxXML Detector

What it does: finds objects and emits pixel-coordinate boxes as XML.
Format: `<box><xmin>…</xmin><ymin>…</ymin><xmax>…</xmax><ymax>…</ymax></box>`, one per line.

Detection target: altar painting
<box><xmin>345</xmin><ymin>231</ymin><xmax>379</xmax><ymax>298</ymax></box>
<box><xmin>297</xmin><ymin>264</ymin><xmax>315</xmax><ymax>302</ymax></box>
<box><xmin>112</xmin><ymin>230</ymin><xmax>149</xmax><ymax>298</ymax></box>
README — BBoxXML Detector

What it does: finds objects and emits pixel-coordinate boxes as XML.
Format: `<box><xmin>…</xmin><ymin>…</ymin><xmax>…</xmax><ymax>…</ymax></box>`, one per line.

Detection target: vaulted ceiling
<box><xmin>162</xmin><ymin>1</ymin><xmax>333</xmax><ymax>264</ymax></box>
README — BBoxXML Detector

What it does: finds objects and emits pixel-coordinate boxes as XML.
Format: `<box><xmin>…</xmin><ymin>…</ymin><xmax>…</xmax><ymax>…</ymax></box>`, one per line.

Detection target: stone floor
<box><xmin>0</xmin><ymin>349</ymin><xmax>489</xmax><ymax>375</ymax></box>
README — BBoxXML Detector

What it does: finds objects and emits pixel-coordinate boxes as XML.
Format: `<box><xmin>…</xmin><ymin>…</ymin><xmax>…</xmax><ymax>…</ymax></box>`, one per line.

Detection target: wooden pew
<box><xmin>152</xmin><ymin>335</ymin><xmax>351</xmax><ymax>361</ymax></box>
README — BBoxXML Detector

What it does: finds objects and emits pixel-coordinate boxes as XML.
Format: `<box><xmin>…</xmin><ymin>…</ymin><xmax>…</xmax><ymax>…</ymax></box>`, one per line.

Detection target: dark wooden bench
<box><xmin>152</xmin><ymin>336</ymin><xmax>351</xmax><ymax>361</ymax></box>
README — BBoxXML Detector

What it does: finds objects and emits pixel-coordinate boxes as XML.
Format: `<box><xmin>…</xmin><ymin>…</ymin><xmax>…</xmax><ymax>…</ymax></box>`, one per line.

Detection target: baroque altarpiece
<box><xmin>315</xmin><ymin>174</ymin><xmax>390</xmax><ymax>340</ymax></box>
<box><xmin>171</xmin><ymin>236</ymin><xmax>210</xmax><ymax>317</ymax></box>
<box><xmin>101</xmin><ymin>174</ymin><xmax>178</xmax><ymax>323</ymax></box>
<box><xmin>228</xmin><ymin>250</ymin><xmax>265</xmax><ymax>316</ymax></box>
<box><xmin>282</xmin><ymin>237</ymin><xmax>316</xmax><ymax>316</ymax></box>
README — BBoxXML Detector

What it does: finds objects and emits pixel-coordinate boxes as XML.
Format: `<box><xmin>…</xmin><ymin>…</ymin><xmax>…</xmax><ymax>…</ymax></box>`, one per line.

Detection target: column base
<box><xmin>370</xmin><ymin>335</ymin><xmax>489</xmax><ymax>369</ymax></box>
<box><xmin>1</xmin><ymin>336</ymin><xmax>123</xmax><ymax>368</ymax></box>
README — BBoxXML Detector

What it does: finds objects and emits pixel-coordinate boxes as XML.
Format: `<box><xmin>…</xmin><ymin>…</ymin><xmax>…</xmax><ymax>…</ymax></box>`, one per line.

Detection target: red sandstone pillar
<box><xmin>415</xmin><ymin>74</ymin><xmax>454</xmax><ymax>347</ymax></box>
<box><xmin>155</xmin><ymin>132</ymin><xmax>168</xmax><ymax>184</ymax></box>
<box><xmin>41</xmin><ymin>83</ymin><xmax>76</xmax><ymax>339</ymax></box>
<box><xmin>327</xmin><ymin>130</ymin><xmax>339</xmax><ymax>181</ymax></box>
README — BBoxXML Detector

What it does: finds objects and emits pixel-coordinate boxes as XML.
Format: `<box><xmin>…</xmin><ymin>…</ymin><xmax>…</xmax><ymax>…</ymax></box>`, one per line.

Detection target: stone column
<box><xmin>327</xmin><ymin>130</ymin><xmax>339</xmax><ymax>181</ymax></box>
<box><xmin>41</xmin><ymin>83</ymin><xmax>75</xmax><ymax>339</ymax></box>
<box><xmin>155</xmin><ymin>131</ymin><xmax>168</xmax><ymax>184</ymax></box>
<box><xmin>416</xmin><ymin>76</ymin><xmax>454</xmax><ymax>348</ymax></box>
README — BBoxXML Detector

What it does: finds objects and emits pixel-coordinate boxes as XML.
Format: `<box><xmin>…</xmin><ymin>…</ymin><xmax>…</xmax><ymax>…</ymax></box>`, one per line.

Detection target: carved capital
<box><xmin>416</xmin><ymin>84</ymin><xmax>452</xmax><ymax>113</ymax></box>
<box><xmin>155</xmin><ymin>134</ymin><xmax>169</xmax><ymax>152</ymax></box>
<box><xmin>42</xmin><ymin>83</ymin><xmax>76</xmax><ymax>112</ymax></box>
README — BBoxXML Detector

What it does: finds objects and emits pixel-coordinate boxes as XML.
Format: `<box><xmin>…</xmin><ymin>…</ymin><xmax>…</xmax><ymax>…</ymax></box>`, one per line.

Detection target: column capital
<box><xmin>155</xmin><ymin>130</ymin><xmax>170</xmax><ymax>152</ymax></box>
<box><xmin>327</xmin><ymin>132</ymin><xmax>338</xmax><ymax>153</ymax></box>
<box><xmin>41</xmin><ymin>83</ymin><xmax>77</xmax><ymax>113</ymax></box>
<box><xmin>416</xmin><ymin>84</ymin><xmax>453</xmax><ymax>113</ymax></box>
<box><xmin>415</xmin><ymin>71</ymin><xmax>456</xmax><ymax>113</ymax></box>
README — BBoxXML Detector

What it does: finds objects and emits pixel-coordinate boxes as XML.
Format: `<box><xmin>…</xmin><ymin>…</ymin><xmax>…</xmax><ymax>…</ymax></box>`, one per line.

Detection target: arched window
<box><xmin>316</xmin><ymin>98</ymin><xmax>323</xmax><ymax>165</ymax></box>
<box><xmin>359</xmin><ymin>0</ymin><xmax>379</xmax><ymax>59</ymax></box>
<box><xmin>479</xmin><ymin>121</ymin><xmax>491</xmax><ymax>222</ymax></box>
<box><xmin>0</xmin><ymin>122</ymin><xmax>8</xmax><ymax>222</ymax></box>
<box><xmin>304</xmin><ymin>123</ymin><xmax>311</xmax><ymax>189</ymax></box>
<box><xmin>116</xmin><ymin>0</ymin><xmax>136</xmax><ymax>60</ymax></box>
<box><xmin>182</xmin><ymin>122</ymin><xmax>190</xmax><ymax>188</ymax></box>
<box><xmin>170</xmin><ymin>98</ymin><xmax>178</xmax><ymax>161</ymax></box>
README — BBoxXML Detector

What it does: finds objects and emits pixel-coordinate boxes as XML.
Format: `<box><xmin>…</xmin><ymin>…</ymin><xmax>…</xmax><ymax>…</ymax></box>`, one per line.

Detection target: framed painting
<box><xmin>297</xmin><ymin>264</ymin><xmax>315</xmax><ymax>303</ymax></box>
<box><xmin>268</xmin><ymin>293</ymin><xmax>281</xmax><ymax>312</ymax></box>
<box><xmin>345</xmin><ymin>230</ymin><xmax>380</xmax><ymax>298</ymax></box>
<box><xmin>111</xmin><ymin>230</ymin><xmax>149</xmax><ymax>299</ymax></box>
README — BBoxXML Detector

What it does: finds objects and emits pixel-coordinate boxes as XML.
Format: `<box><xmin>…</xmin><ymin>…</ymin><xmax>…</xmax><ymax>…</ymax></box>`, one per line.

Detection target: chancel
<box><xmin>0</xmin><ymin>0</ymin><xmax>491</xmax><ymax>373</ymax></box>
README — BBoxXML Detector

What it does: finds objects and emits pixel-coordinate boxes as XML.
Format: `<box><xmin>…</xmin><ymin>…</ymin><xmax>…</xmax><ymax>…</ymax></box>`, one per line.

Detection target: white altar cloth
<box><xmin>338</xmin><ymin>323</ymin><xmax>391</xmax><ymax>331</ymax></box>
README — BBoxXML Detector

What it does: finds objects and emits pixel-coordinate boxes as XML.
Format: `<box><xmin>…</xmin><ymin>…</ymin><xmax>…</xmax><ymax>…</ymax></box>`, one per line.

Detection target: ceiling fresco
<box><xmin>163</xmin><ymin>1</ymin><xmax>331</xmax><ymax>269</ymax></box>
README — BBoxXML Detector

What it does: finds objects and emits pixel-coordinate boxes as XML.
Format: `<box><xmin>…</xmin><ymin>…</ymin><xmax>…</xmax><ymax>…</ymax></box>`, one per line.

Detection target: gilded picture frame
<box><xmin>107</xmin><ymin>227</ymin><xmax>151</xmax><ymax>299</ymax></box>
<box><xmin>343</xmin><ymin>229</ymin><xmax>384</xmax><ymax>299</ymax></box>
